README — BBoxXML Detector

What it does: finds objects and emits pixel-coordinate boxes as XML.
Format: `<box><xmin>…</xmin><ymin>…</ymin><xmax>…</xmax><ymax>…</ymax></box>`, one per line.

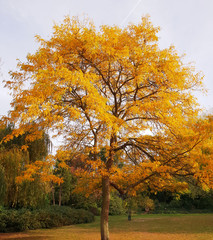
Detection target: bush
<box><xmin>89</xmin><ymin>206</ymin><xmax>101</xmax><ymax>216</ymax></box>
<box><xmin>67</xmin><ymin>192</ymin><xmax>101</xmax><ymax>216</ymax></box>
<box><xmin>142</xmin><ymin>197</ymin><xmax>155</xmax><ymax>213</ymax></box>
<box><xmin>0</xmin><ymin>206</ymin><xmax>94</xmax><ymax>233</ymax></box>
<box><xmin>109</xmin><ymin>194</ymin><xmax>125</xmax><ymax>215</ymax></box>
<box><xmin>0</xmin><ymin>209</ymin><xmax>28</xmax><ymax>232</ymax></box>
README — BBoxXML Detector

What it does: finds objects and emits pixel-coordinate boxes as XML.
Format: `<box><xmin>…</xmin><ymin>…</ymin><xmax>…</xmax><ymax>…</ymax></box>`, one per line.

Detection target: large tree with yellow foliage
<box><xmin>2</xmin><ymin>16</ymin><xmax>208</xmax><ymax>240</ymax></box>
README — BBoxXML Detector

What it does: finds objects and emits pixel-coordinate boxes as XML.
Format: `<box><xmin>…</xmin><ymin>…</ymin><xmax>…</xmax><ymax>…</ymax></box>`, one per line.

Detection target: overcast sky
<box><xmin>1</xmin><ymin>0</ymin><xmax>213</xmax><ymax>118</ymax></box>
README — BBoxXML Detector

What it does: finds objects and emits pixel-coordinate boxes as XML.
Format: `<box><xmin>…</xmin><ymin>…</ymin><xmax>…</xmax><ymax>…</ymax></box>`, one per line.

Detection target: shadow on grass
<box><xmin>108</xmin><ymin>214</ymin><xmax>213</xmax><ymax>234</ymax></box>
<box><xmin>78</xmin><ymin>214</ymin><xmax>213</xmax><ymax>234</ymax></box>
<box><xmin>7</xmin><ymin>238</ymin><xmax>49</xmax><ymax>240</ymax></box>
<box><xmin>0</xmin><ymin>236</ymin><xmax>50</xmax><ymax>240</ymax></box>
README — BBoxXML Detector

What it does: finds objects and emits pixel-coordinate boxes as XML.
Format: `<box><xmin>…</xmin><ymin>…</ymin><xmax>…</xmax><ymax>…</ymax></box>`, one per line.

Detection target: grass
<box><xmin>1</xmin><ymin>214</ymin><xmax>213</xmax><ymax>240</ymax></box>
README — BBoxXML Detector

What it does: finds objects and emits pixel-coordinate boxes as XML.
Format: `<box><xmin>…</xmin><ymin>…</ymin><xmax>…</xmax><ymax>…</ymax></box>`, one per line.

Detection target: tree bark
<box><xmin>101</xmin><ymin>176</ymin><xmax>110</xmax><ymax>240</ymax></box>
<box><xmin>127</xmin><ymin>198</ymin><xmax>132</xmax><ymax>221</ymax></box>
<box><xmin>128</xmin><ymin>208</ymin><xmax>132</xmax><ymax>221</ymax></box>
<box><xmin>59</xmin><ymin>185</ymin><xmax>62</xmax><ymax>206</ymax></box>
<box><xmin>52</xmin><ymin>186</ymin><xmax>55</xmax><ymax>206</ymax></box>
<box><xmin>100</xmin><ymin>135</ymin><xmax>115</xmax><ymax>240</ymax></box>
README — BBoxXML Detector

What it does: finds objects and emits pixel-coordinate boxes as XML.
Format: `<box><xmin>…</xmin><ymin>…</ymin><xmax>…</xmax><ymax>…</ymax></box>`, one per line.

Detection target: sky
<box><xmin>1</xmin><ymin>0</ymin><xmax>213</xmax><ymax>118</ymax></box>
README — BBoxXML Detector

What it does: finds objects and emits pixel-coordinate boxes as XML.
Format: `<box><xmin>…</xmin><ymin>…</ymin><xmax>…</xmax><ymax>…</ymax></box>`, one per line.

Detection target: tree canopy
<box><xmin>1</xmin><ymin>16</ymin><xmax>209</xmax><ymax>240</ymax></box>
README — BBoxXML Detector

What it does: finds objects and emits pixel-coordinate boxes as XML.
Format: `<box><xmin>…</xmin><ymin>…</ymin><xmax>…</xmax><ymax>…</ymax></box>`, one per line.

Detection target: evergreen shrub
<box><xmin>0</xmin><ymin>206</ymin><xmax>94</xmax><ymax>233</ymax></box>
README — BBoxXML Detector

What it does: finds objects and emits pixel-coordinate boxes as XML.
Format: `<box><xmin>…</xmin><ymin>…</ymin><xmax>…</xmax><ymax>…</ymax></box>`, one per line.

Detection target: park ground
<box><xmin>1</xmin><ymin>214</ymin><xmax>213</xmax><ymax>240</ymax></box>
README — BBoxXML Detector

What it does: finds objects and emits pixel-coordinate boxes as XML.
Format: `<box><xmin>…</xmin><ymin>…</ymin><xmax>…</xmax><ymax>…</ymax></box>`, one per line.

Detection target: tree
<box><xmin>0</xmin><ymin>164</ymin><xmax>6</xmax><ymax>205</ymax></box>
<box><xmin>0</xmin><ymin>125</ymin><xmax>30</xmax><ymax>207</ymax></box>
<box><xmin>2</xmin><ymin>16</ymin><xmax>207</xmax><ymax>239</ymax></box>
<box><xmin>52</xmin><ymin>160</ymin><xmax>74</xmax><ymax>206</ymax></box>
<box><xmin>194</xmin><ymin>114</ymin><xmax>213</xmax><ymax>190</ymax></box>
<box><xmin>0</xmin><ymin>124</ymin><xmax>52</xmax><ymax>208</ymax></box>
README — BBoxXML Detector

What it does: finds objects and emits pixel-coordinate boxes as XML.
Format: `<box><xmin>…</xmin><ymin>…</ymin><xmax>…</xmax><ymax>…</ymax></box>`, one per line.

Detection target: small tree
<box><xmin>52</xmin><ymin>160</ymin><xmax>74</xmax><ymax>206</ymax></box>
<box><xmin>2</xmin><ymin>16</ymin><xmax>209</xmax><ymax>240</ymax></box>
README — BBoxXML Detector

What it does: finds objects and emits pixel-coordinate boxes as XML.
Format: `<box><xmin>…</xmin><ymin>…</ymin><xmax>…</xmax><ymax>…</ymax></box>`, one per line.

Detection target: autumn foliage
<box><xmin>1</xmin><ymin>15</ymin><xmax>210</xmax><ymax>240</ymax></box>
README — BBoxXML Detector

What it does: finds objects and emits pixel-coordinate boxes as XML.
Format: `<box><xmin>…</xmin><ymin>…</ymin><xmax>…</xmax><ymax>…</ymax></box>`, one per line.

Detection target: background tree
<box><xmin>0</xmin><ymin>164</ymin><xmax>6</xmax><ymax>205</ymax></box>
<box><xmin>0</xmin><ymin>124</ymin><xmax>52</xmax><ymax>208</ymax></box>
<box><xmin>2</xmin><ymin>16</ymin><xmax>207</xmax><ymax>240</ymax></box>
<box><xmin>52</xmin><ymin>159</ymin><xmax>74</xmax><ymax>206</ymax></box>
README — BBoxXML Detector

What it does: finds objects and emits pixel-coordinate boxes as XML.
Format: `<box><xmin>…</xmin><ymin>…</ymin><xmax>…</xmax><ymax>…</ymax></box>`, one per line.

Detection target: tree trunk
<box><xmin>52</xmin><ymin>186</ymin><xmax>55</xmax><ymax>206</ymax></box>
<box><xmin>101</xmin><ymin>176</ymin><xmax>110</xmax><ymax>240</ymax></box>
<box><xmin>128</xmin><ymin>198</ymin><xmax>132</xmax><ymax>221</ymax></box>
<box><xmin>59</xmin><ymin>185</ymin><xmax>62</xmax><ymax>206</ymax></box>
<box><xmin>128</xmin><ymin>208</ymin><xmax>132</xmax><ymax>221</ymax></box>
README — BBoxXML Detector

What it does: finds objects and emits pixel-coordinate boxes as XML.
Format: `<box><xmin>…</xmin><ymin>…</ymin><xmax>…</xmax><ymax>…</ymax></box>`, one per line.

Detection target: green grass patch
<box><xmin>1</xmin><ymin>213</ymin><xmax>213</xmax><ymax>240</ymax></box>
<box><xmin>77</xmin><ymin>213</ymin><xmax>213</xmax><ymax>234</ymax></box>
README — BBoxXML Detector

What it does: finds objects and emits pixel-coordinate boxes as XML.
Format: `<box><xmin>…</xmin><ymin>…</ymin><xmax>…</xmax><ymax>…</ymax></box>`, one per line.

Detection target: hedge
<box><xmin>0</xmin><ymin>206</ymin><xmax>94</xmax><ymax>233</ymax></box>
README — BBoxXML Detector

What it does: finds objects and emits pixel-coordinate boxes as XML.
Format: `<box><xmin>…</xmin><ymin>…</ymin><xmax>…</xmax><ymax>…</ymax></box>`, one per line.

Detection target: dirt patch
<box><xmin>0</xmin><ymin>233</ymin><xmax>30</xmax><ymax>239</ymax></box>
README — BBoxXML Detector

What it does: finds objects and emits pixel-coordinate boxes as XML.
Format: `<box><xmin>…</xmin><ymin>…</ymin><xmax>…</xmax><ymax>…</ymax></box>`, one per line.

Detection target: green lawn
<box><xmin>1</xmin><ymin>214</ymin><xmax>213</xmax><ymax>240</ymax></box>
